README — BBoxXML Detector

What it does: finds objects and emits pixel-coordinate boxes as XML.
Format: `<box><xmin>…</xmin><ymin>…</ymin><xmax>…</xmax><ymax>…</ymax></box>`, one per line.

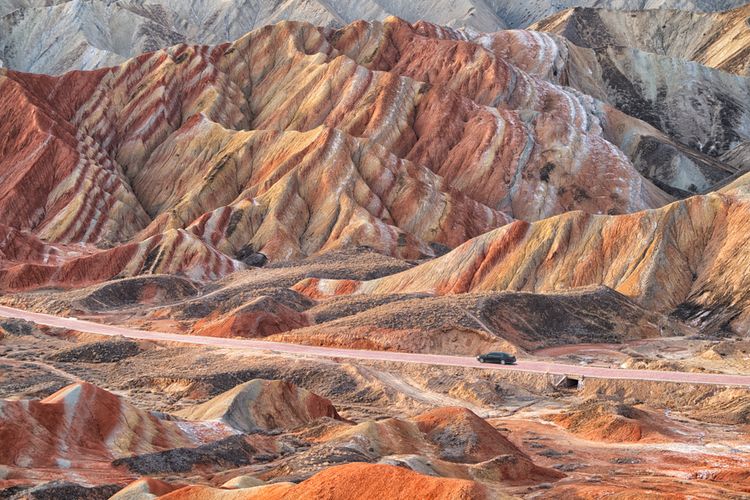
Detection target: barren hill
<box><xmin>296</xmin><ymin>189</ymin><xmax>750</xmax><ymax>335</ymax></box>
<box><xmin>1</xmin><ymin>0</ymin><xmax>748</xmax><ymax>74</ymax></box>
<box><xmin>3</xmin><ymin>18</ymin><xmax>706</xmax><ymax>292</ymax></box>
<box><xmin>534</xmin><ymin>4</ymin><xmax>750</xmax><ymax>76</ymax></box>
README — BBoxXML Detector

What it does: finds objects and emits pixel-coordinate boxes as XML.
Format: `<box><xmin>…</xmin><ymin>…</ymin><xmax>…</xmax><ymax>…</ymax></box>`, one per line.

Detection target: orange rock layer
<box><xmin>296</xmin><ymin>190</ymin><xmax>750</xmax><ymax>334</ymax></box>
<box><xmin>160</xmin><ymin>463</ymin><xmax>489</xmax><ymax>500</ymax></box>
<box><xmin>0</xmin><ymin>17</ymin><xmax>682</xmax><ymax>291</ymax></box>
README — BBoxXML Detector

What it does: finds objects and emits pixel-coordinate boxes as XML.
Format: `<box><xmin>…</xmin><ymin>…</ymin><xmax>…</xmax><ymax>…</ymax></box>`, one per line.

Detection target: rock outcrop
<box><xmin>160</xmin><ymin>463</ymin><xmax>490</xmax><ymax>500</ymax></box>
<box><xmin>534</xmin><ymin>5</ymin><xmax>750</xmax><ymax>76</ymax></box>
<box><xmin>2</xmin><ymin>0</ymin><xmax>747</xmax><ymax>75</ymax></box>
<box><xmin>296</xmin><ymin>190</ymin><xmax>750</xmax><ymax>335</ymax></box>
<box><xmin>176</xmin><ymin>379</ymin><xmax>342</xmax><ymax>433</ymax></box>
<box><xmin>0</xmin><ymin>382</ymin><xmax>192</xmax><ymax>467</ymax></box>
<box><xmin>0</xmin><ymin>382</ymin><xmax>196</xmax><ymax>487</ymax></box>
<box><xmin>2</xmin><ymin>18</ymin><xmax>692</xmax><ymax>292</ymax></box>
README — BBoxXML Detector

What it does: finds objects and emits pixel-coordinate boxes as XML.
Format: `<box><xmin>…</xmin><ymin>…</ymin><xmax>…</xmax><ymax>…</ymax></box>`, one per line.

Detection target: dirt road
<box><xmin>2</xmin><ymin>305</ymin><xmax>750</xmax><ymax>387</ymax></box>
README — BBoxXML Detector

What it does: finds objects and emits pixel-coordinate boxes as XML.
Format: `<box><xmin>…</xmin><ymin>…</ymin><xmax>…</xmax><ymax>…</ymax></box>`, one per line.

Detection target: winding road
<box><xmin>2</xmin><ymin>305</ymin><xmax>750</xmax><ymax>388</ymax></box>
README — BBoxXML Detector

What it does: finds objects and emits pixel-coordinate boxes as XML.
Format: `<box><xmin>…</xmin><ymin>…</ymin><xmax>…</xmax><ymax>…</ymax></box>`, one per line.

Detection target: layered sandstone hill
<box><xmin>330</xmin><ymin>19</ymin><xmax>730</xmax><ymax>194</ymax></box>
<box><xmin>549</xmin><ymin>400</ymin><xmax>682</xmax><ymax>442</ymax></box>
<box><xmin>0</xmin><ymin>375</ymin><xmax>561</xmax><ymax>496</ymax></box>
<box><xmin>464</xmin><ymin>29</ymin><xmax>750</xmax><ymax>169</ymax></box>
<box><xmin>3</xmin><ymin>17</ymin><xmax>702</xmax><ymax>292</ymax></box>
<box><xmin>0</xmin><ymin>379</ymin><xmax>349</xmax><ymax>488</ymax></box>
<box><xmin>160</xmin><ymin>463</ymin><xmax>490</xmax><ymax>500</ymax></box>
<box><xmin>0</xmin><ymin>382</ymin><xmax>197</xmax><ymax>486</ymax></box>
<box><xmin>296</xmin><ymin>188</ymin><xmax>750</xmax><ymax>335</ymax></box>
<box><xmin>176</xmin><ymin>379</ymin><xmax>343</xmax><ymax>433</ymax></box>
<box><xmin>2</xmin><ymin>1</ymin><xmax>746</xmax><ymax>76</ymax></box>
<box><xmin>534</xmin><ymin>4</ymin><xmax>750</xmax><ymax>76</ymax></box>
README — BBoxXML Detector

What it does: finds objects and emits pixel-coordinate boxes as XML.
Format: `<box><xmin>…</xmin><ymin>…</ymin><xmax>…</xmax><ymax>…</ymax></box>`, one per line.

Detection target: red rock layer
<box><xmin>0</xmin><ymin>382</ymin><xmax>193</xmax><ymax>486</ymax></box>
<box><xmin>0</xmin><ymin>227</ymin><xmax>242</xmax><ymax>291</ymax></box>
<box><xmin>329</xmin><ymin>18</ymin><xmax>714</xmax><ymax>196</ymax></box>
<box><xmin>295</xmin><ymin>191</ymin><xmax>750</xmax><ymax>333</ymax></box>
<box><xmin>160</xmin><ymin>463</ymin><xmax>489</xmax><ymax>500</ymax></box>
<box><xmin>0</xmin><ymin>19</ymin><xmax>676</xmax><ymax>291</ymax></box>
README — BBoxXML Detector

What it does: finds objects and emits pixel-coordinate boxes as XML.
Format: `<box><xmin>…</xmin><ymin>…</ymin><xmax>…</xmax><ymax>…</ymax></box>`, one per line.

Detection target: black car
<box><xmin>477</xmin><ymin>352</ymin><xmax>516</xmax><ymax>365</ymax></box>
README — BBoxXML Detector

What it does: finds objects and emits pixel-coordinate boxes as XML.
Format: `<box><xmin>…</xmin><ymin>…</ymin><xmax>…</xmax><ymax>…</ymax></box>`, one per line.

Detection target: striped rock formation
<box><xmin>262</xmin><ymin>405</ymin><xmax>562</xmax><ymax>485</ymax></box>
<box><xmin>534</xmin><ymin>4</ymin><xmax>750</xmax><ymax>76</ymax></box>
<box><xmin>176</xmin><ymin>379</ymin><xmax>343</xmax><ymax>433</ymax></box>
<box><xmin>160</xmin><ymin>463</ymin><xmax>490</xmax><ymax>500</ymax></box>
<box><xmin>1</xmin><ymin>0</ymin><xmax>746</xmax><ymax>76</ymax></box>
<box><xmin>332</xmin><ymin>18</ymin><xmax>742</xmax><ymax>193</ymax></box>
<box><xmin>1</xmin><ymin>19</ymin><xmax>684</xmax><ymax>291</ymax></box>
<box><xmin>528</xmin><ymin>6</ymin><xmax>750</xmax><ymax>171</ymax></box>
<box><xmin>0</xmin><ymin>382</ymin><xmax>196</xmax><ymax>486</ymax></box>
<box><xmin>295</xmin><ymin>187</ymin><xmax>750</xmax><ymax>335</ymax></box>
<box><xmin>459</xmin><ymin>29</ymin><xmax>750</xmax><ymax>172</ymax></box>
<box><xmin>0</xmin><ymin>379</ymin><xmax>340</xmax><ymax>489</ymax></box>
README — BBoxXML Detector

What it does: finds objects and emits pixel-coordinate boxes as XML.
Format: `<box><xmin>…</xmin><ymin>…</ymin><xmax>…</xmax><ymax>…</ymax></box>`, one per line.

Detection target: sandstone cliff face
<box><xmin>1</xmin><ymin>19</ymin><xmax>686</xmax><ymax>291</ymax></box>
<box><xmin>296</xmin><ymin>191</ymin><xmax>750</xmax><ymax>334</ymax></box>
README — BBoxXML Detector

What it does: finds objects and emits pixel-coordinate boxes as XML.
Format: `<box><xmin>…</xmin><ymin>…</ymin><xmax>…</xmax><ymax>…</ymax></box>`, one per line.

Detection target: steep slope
<box><xmin>0</xmin><ymin>19</ymin><xmax>682</xmax><ymax>292</ymax></box>
<box><xmin>534</xmin><ymin>4</ymin><xmax>750</xmax><ymax>76</ymax></box>
<box><xmin>467</xmin><ymin>29</ymin><xmax>750</xmax><ymax>169</ymax></box>
<box><xmin>330</xmin><ymin>18</ymin><xmax>733</xmax><ymax>194</ymax></box>
<box><xmin>295</xmin><ymin>190</ymin><xmax>750</xmax><ymax>334</ymax></box>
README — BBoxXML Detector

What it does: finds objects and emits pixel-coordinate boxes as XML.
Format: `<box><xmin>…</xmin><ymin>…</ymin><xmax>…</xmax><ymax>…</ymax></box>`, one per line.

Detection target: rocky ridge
<box><xmin>296</xmin><ymin>188</ymin><xmax>750</xmax><ymax>335</ymax></box>
<box><xmin>1</xmin><ymin>0</ymin><xmax>747</xmax><ymax>76</ymax></box>
<box><xmin>2</xmin><ymin>17</ymin><xmax>702</xmax><ymax>292</ymax></box>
